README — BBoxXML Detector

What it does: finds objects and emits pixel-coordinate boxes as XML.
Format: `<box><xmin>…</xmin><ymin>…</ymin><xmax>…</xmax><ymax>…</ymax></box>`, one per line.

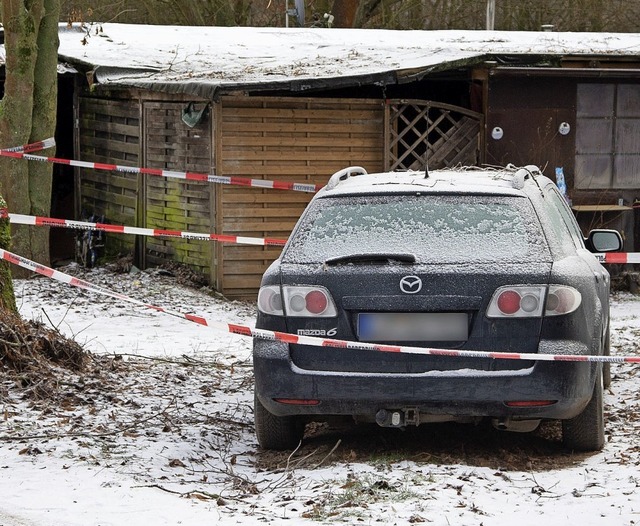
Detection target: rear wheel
<box><xmin>254</xmin><ymin>392</ymin><xmax>304</xmax><ymax>450</ymax></box>
<box><xmin>561</xmin><ymin>372</ymin><xmax>604</xmax><ymax>452</ymax></box>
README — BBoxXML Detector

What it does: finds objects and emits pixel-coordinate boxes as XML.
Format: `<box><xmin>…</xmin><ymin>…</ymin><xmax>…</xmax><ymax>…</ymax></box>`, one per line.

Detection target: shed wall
<box><xmin>142</xmin><ymin>101</ymin><xmax>214</xmax><ymax>279</ymax></box>
<box><xmin>484</xmin><ymin>75</ymin><xmax>640</xmax><ymax>249</ymax></box>
<box><xmin>76</xmin><ymin>94</ymin><xmax>385</xmax><ymax>298</ymax></box>
<box><xmin>485</xmin><ymin>76</ymin><xmax>576</xmax><ymax>181</ymax></box>
<box><xmin>217</xmin><ymin>96</ymin><xmax>385</xmax><ymax>298</ymax></box>
<box><xmin>76</xmin><ymin>97</ymin><xmax>141</xmax><ymax>257</ymax></box>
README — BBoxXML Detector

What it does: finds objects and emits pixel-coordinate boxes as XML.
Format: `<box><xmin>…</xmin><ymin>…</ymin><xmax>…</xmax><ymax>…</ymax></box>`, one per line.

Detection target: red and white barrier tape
<box><xmin>595</xmin><ymin>253</ymin><xmax>640</xmax><ymax>264</ymax></box>
<box><xmin>1</xmin><ymin>137</ymin><xmax>55</xmax><ymax>153</ymax></box>
<box><xmin>4</xmin><ymin>209</ymin><xmax>640</xmax><ymax>263</ymax></box>
<box><xmin>3</xmin><ymin>210</ymin><xmax>639</xmax><ymax>260</ymax></box>
<box><xmin>5</xmin><ymin>212</ymin><xmax>287</xmax><ymax>247</ymax></box>
<box><xmin>1</xmin><ymin>247</ymin><xmax>638</xmax><ymax>365</ymax></box>
<box><xmin>0</xmin><ymin>148</ymin><xmax>320</xmax><ymax>193</ymax></box>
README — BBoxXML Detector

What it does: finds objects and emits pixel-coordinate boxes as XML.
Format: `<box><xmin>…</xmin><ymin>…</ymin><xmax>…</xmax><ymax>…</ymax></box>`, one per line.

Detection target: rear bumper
<box><xmin>253</xmin><ymin>338</ymin><xmax>599</xmax><ymax>422</ymax></box>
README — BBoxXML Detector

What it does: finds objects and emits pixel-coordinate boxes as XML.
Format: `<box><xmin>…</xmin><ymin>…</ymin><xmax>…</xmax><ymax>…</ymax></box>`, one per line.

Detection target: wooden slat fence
<box><xmin>142</xmin><ymin>102</ymin><xmax>214</xmax><ymax>277</ymax></box>
<box><xmin>218</xmin><ymin>96</ymin><xmax>385</xmax><ymax>298</ymax></box>
<box><xmin>76</xmin><ymin>95</ymin><xmax>389</xmax><ymax>298</ymax></box>
<box><xmin>76</xmin><ymin>97</ymin><xmax>141</xmax><ymax>256</ymax></box>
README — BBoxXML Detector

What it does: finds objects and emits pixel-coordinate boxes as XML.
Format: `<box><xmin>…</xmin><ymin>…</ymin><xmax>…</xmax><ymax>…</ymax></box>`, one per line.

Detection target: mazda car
<box><xmin>253</xmin><ymin>165</ymin><xmax>622</xmax><ymax>451</ymax></box>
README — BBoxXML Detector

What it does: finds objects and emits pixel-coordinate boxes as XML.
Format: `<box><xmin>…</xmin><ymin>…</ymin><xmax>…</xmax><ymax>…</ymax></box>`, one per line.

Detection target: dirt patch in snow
<box><xmin>255</xmin><ymin>417</ymin><xmax>585</xmax><ymax>474</ymax></box>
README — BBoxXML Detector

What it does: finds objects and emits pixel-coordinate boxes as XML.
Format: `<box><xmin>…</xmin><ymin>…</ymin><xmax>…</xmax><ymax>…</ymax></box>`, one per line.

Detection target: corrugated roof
<box><xmin>53</xmin><ymin>23</ymin><xmax>640</xmax><ymax>99</ymax></box>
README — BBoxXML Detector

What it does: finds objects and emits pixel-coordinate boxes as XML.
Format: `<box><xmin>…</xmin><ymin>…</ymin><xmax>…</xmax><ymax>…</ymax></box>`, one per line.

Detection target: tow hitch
<box><xmin>375</xmin><ymin>408</ymin><xmax>420</xmax><ymax>428</ymax></box>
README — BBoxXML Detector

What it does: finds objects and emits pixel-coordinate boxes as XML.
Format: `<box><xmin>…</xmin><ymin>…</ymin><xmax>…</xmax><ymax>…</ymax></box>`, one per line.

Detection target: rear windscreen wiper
<box><xmin>324</xmin><ymin>253</ymin><xmax>417</xmax><ymax>266</ymax></box>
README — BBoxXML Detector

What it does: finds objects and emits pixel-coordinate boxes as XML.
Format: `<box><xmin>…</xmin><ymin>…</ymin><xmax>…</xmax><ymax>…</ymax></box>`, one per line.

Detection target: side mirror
<box><xmin>586</xmin><ymin>229</ymin><xmax>623</xmax><ymax>253</ymax></box>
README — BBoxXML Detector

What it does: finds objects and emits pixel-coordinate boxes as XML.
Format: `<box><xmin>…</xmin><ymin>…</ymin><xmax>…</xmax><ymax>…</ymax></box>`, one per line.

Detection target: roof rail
<box><xmin>326</xmin><ymin>166</ymin><xmax>368</xmax><ymax>190</ymax></box>
<box><xmin>523</xmin><ymin>165</ymin><xmax>543</xmax><ymax>177</ymax></box>
<box><xmin>512</xmin><ymin>165</ymin><xmax>541</xmax><ymax>190</ymax></box>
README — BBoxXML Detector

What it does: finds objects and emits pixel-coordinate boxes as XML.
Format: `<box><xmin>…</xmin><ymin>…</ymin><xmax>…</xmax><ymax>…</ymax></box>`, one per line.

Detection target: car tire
<box><xmin>603</xmin><ymin>324</ymin><xmax>611</xmax><ymax>389</ymax></box>
<box><xmin>561</xmin><ymin>372</ymin><xmax>605</xmax><ymax>452</ymax></box>
<box><xmin>254</xmin><ymin>392</ymin><xmax>304</xmax><ymax>450</ymax></box>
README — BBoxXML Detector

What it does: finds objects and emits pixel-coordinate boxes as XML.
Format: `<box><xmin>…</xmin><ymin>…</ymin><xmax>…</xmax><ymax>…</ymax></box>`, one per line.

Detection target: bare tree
<box><xmin>494</xmin><ymin>0</ymin><xmax>640</xmax><ymax>31</ymax></box>
<box><xmin>331</xmin><ymin>0</ymin><xmax>359</xmax><ymax>26</ymax></box>
<box><xmin>353</xmin><ymin>0</ymin><xmax>382</xmax><ymax>27</ymax></box>
<box><xmin>344</xmin><ymin>0</ymin><xmax>640</xmax><ymax>31</ymax></box>
<box><xmin>58</xmin><ymin>0</ymin><xmax>640</xmax><ymax>29</ymax></box>
<box><xmin>61</xmin><ymin>0</ymin><xmax>290</xmax><ymax>26</ymax></box>
<box><xmin>0</xmin><ymin>0</ymin><xmax>60</xmax><ymax>281</ymax></box>
<box><xmin>0</xmin><ymin>195</ymin><xmax>16</xmax><ymax>312</ymax></box>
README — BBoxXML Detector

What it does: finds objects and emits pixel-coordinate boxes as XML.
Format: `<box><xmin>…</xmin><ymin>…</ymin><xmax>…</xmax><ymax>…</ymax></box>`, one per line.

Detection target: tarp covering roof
<box><xmin>55</xmin><ymin>23</ymin><xmax>640</xmax><ymax>99</ymax></box>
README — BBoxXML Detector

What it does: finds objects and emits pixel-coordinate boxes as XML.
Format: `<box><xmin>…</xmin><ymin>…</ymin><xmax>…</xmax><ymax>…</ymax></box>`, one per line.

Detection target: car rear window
<box><xmin>283</xmin><ymin>194</ymin><xmax>550</xmax><ymax>264</ymax></box>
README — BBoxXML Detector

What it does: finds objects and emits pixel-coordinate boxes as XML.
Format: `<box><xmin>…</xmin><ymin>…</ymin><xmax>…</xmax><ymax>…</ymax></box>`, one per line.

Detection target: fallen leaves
<box><xmin>168</xmin><ymin>458</ymin><xmax>186</xmax><ymax>468</ymax></box>
<box><xmin>18</xmin><ymin>445</ymin><xmax>42</xmax><ymax>456</ymax></box>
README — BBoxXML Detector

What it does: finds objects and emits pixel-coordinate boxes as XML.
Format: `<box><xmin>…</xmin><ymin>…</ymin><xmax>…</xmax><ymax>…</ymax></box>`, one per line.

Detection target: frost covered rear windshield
<box><xmin>282</xmin><ymin>194</ymin><xmax>550</xmax><ymax>264</ymax></box>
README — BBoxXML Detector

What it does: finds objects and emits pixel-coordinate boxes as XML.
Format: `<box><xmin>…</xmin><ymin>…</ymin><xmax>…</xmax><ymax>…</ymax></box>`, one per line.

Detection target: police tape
<box><xmin>1</xmin><ymin>137</ymin><xmax>55</xmax><ymax>153</ymax></box>
<box><xmin>596</xmin><ymin>252</ymin><xmax>640</xmax><ymax>264</ymax></box>
<box><xmin>2</xmin><ymin>247</ymin><xmax>639</xmax><ymax>365</ymax></box>
<box><xmin>4</xmin><ymin>212</ymin><xmax>287</xmax><ymax>247</ymax></box>
<box><xmin>0</xmin><ymin>147</ymin><xmax>321</xmax><ymax>193</ymax></box>
<box><xmin>3</xmin><ymin>209</ymin><xmax>639</xmax><ymax>262</ymax></box>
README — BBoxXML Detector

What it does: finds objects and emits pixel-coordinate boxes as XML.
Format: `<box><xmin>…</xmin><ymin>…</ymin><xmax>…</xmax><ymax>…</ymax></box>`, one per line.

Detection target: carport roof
<box><xmin>54</xmin><ymin>23</ymin><xmax>640</xmax><ymax>99</ymax></box>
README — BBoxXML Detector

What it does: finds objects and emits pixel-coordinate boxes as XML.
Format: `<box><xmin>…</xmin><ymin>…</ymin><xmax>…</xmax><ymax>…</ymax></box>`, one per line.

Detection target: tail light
<box><xmin>257</xmin><ymin>285</ymin><xmax>284</xmax><ymax>315</ymax></box>
<box><xmin>257</xmin><ymin>285</ymin><xmax>337</xmax><ymax>317</ymax></box>
<box><xmin>486</xmin><ymin>286</ymin><xmax>546</xmax><ymax>318</ymax></box>
<box><xmin>545</xmin><ymin>285</ymin><xmax>582</xmax><ymax>316</ymax></box>
<box><xmin>486</xmin><ymin>285</ymin><xmax>581</xmax><ymax>318</ymax></box>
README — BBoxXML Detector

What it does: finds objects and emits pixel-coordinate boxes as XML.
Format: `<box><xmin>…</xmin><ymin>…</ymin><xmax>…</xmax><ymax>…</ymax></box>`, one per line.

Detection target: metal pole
<box><xmin>486</xmin><ymin>0</ymin><xmax>496</xmax><ymax>30</ymax></box>
<box><xmin>286</xmin><ymin>0</ymin><xmax>290</xmax><ymax>27</ymax></box>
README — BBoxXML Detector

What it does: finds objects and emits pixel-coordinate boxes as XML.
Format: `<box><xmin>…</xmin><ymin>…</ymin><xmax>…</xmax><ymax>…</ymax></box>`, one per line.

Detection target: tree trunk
<box><xmin>0</xmin><ymin>0</ymin><xmax>59</xmax><ymax>279</ymax></box>
<box><xmin>0</xmin><ymin>1</ymin><xmax>37</xmax><ymax>266</ymax></box>
<box><xmin>30</xmin><ymin>0</ymin><xmax>60</xmax><ymax>262</ymax></box>
<box><xmin>0</xmin><ymin>195</ymin><xmax>17</xmax><ymax>313</ymax></box>
<box><xmin>331</xmin><ymin>0</ymin><xmax>360</xmax><ymax>27</ymax></box>
<box><xmin>353</xmin><ymin>0</ymin><xmax>383</xmax><ymax>27</ymax></box>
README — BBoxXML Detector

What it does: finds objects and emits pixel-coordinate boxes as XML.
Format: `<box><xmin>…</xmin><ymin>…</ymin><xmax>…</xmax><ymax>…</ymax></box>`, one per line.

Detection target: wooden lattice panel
<box><xmin>385</xmin><ymin>100</ymin><xmax>483</xmax><ymax>171</ymax></box>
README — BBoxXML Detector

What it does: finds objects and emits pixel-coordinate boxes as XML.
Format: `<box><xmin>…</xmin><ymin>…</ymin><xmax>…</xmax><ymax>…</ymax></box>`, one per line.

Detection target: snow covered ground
<box><xmin>1</xmin><ymin>263</ymin><xmax>639</xmax><ymax>526</ymax></box>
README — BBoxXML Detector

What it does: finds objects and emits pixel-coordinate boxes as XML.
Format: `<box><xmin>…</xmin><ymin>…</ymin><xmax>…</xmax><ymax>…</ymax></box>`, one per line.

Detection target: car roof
<box><xmin>318</xmin><ymin>165</ymin><xmax>553</xmax><ymax>199</ymax></box>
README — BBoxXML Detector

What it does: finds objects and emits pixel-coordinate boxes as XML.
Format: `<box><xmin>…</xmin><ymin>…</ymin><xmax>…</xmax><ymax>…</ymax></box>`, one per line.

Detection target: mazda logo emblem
<box><xmin>400</xmin><ymin>275</ymin><xmax>422</xmax><ymax>294</ymax></box>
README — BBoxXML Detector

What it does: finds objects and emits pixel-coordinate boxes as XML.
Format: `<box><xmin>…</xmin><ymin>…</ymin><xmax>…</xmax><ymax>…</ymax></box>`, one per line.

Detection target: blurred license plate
<box><xmin>358</xmin><ymin>312</ymin><xmax>468</xmax><ymax>342</ymax></box>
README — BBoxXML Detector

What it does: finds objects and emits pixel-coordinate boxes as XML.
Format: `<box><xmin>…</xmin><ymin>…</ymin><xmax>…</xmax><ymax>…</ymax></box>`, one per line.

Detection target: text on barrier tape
<box><xmin>2</xmin><ymin>247</ymin><xmax>639</xmax><ymax>365</ymax></box>
<box><xmin>5</xmin><ymin>212</ymin><xmax>287</xmax><ymax>247</ymax></box>
<box><xmin>595</xmin><ymin>252</ymin><xmax>640</xmax><ymax>264</ymax></box>
<box><xmin>0</xmin><ymin>147</ymin><xmax>321</xmax><ymax>193</ymax></box>
<box><xmin>0</xmin><ymin>137</ymin><xmax>56</xmax><ymax>154</ymax></box>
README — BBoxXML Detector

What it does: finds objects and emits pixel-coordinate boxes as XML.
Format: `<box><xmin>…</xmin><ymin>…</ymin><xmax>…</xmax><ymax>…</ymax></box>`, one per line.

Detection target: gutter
<box><xmin>489</xmin><ymin>66</ymin><xmax>640</xmax><ymax>78</ymax></box>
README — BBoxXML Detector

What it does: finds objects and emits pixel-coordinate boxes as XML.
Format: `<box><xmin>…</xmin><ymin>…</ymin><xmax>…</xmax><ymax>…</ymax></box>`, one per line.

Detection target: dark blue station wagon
<box><xmin>253</xmin><ymin>165</ymin><xmax>622</xmax><ymax>451</ymax></box>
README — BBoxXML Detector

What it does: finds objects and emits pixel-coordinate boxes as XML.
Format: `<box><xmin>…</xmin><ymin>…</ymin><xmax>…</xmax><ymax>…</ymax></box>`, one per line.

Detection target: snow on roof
<box><xmin>56</xmin><ymin>23</ymin><xmax>640</xmax><ymax>99</ymax></box>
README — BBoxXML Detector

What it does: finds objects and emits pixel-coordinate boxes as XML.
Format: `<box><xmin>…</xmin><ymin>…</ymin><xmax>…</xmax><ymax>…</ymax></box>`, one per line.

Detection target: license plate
<box><xmin>357</xmin><ymin>312</ymin><xmax>468</xmax><ymax>342</ymax></box>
